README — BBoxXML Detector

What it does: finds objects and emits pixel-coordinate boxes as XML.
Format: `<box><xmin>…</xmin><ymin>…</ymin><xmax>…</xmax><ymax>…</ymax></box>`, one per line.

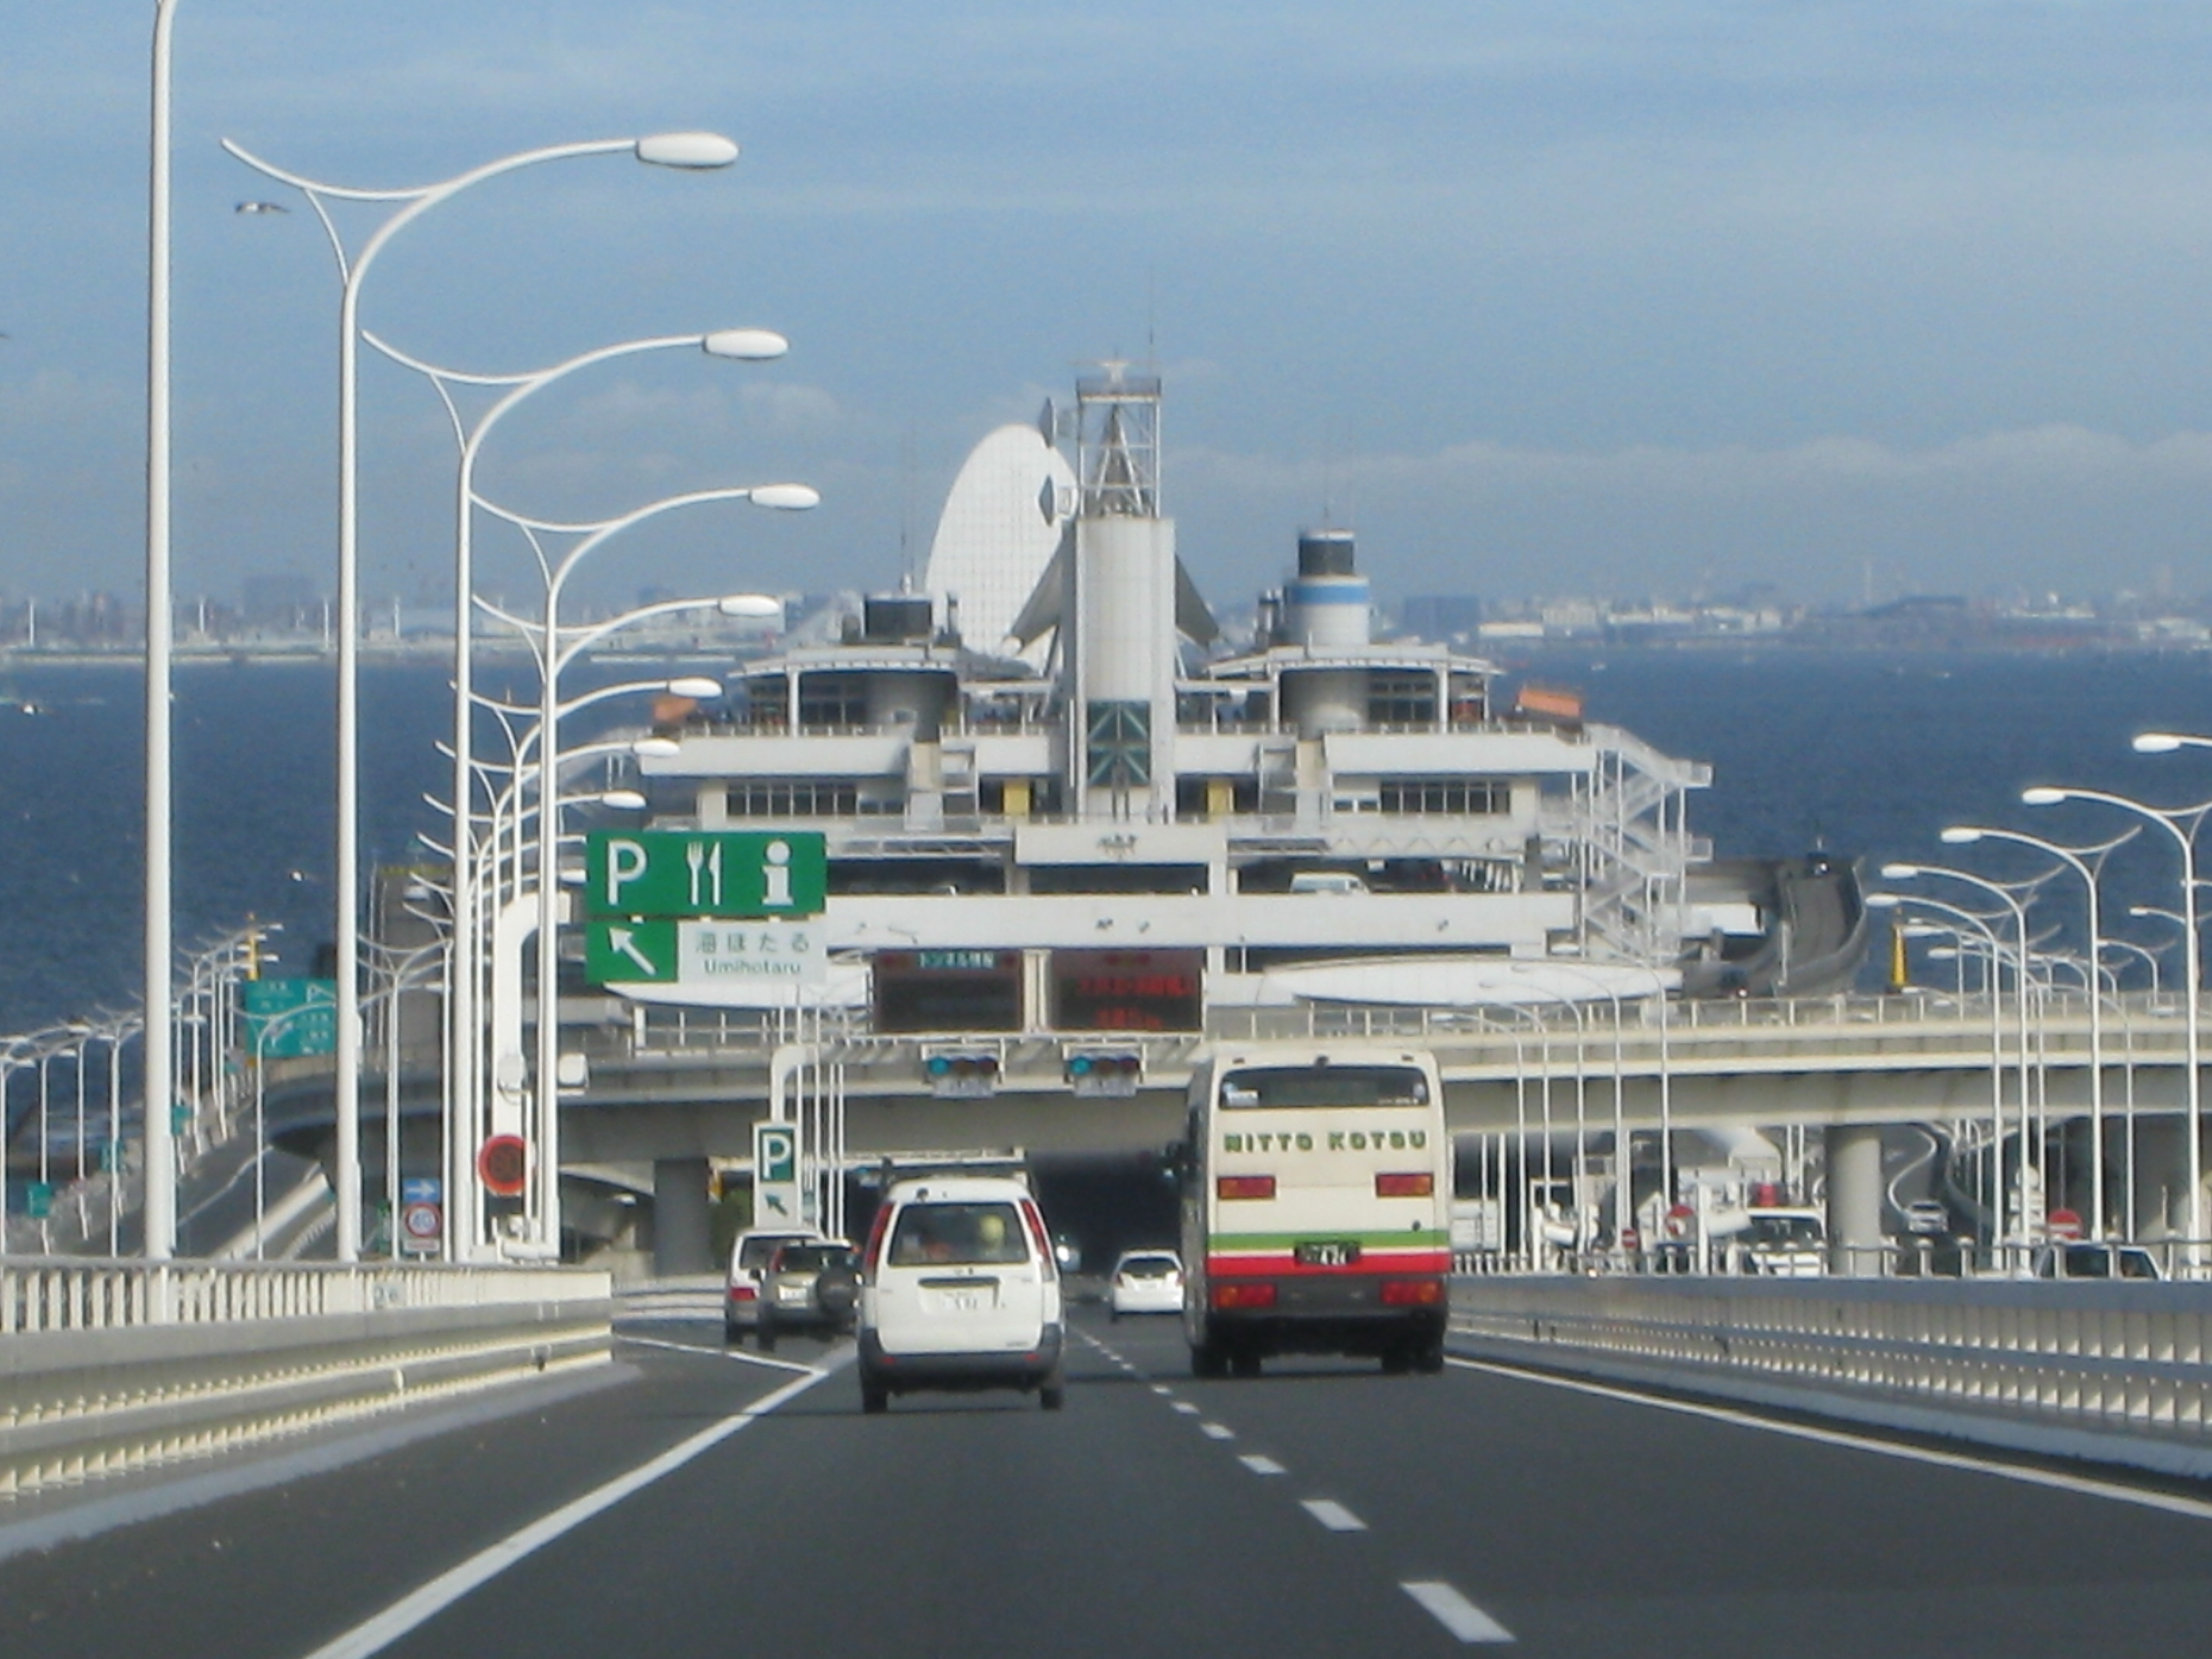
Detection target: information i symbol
<box><xmin>763</xmin><ymin>840</ymin><xmax>793</xmax><ymax>909</ymax></box>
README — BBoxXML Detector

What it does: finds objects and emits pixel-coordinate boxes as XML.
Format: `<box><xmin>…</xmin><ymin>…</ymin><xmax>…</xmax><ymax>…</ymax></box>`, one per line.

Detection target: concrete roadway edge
<box><xmin>0</xmin><ymin>1359</ymin><xmax>640</xmax><ymax>1566</ymax></box>
<box><xmin>1446</xmin><ymin>1332</ymin><xmax>2212</xmax><ymax>1486</ymax></box>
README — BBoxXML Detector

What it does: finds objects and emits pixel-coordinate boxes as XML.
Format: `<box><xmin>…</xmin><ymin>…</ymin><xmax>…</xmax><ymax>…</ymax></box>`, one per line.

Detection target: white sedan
<box><xmin>1108</xmin><ymin>1250</ymin><xmax>1185</xmax><ymax>1318</ymax></box>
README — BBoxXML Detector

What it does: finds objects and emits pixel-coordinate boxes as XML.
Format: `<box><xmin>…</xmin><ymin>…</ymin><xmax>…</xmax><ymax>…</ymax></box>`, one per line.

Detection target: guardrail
<box><xmin>1449</xmin><ymin>1275</ymin><xmax>2212</xmax><ymax>1476</ymax></box>
<box><xmin>0</xmin><ymin>1261</ymin><xmax>611</xmax><ymax>1500</ymax></box>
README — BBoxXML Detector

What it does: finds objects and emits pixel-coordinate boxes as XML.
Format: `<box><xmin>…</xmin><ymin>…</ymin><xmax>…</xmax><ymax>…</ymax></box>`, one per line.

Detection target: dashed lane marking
<box><xmin>1301</xmin><ymin>1498</ymin><xmax>1367</xmax><ymax>1532</ymax></box>
<box><xmin>1240</xmin><ymin>1454</ymin><xmax>1286</xmax><ymax>1475</ymax></box>
<box><xmin>1172</xmin><ymin>1401</ymin><xmax>1202</xmax><ymax>1416</ymax></box>
<box><xmin>1401</xmin><ymin>1580</ymin><xmax>1515</xmax><ymax>1644</ymax></box>
<box><xmin>1151</xmin><ymin>1384</ymin><xmax>1174</xmax><ymax>1397</ymax></box>
<box><xmin>1446</xmin><ymin>1357</ymin><xmax>2212</xmax><ymax>1525</ymax></box>
<box><xmin>1200</xmin><ymin>1422</ymin><xmax>1235</xmax><ymax>1440</ymax></box>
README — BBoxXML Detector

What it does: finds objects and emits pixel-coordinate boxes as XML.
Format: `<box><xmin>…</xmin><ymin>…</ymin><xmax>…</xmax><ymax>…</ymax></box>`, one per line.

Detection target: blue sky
<box><xmin>7</xmin><ymin>2</ymin><xmax>2212</xmax><ymax>614</ymax></box>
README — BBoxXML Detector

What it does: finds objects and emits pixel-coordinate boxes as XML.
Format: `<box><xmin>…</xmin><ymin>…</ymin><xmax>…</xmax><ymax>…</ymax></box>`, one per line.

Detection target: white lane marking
<box><xmin>1200</xmin><ymin>1421</ymin><xmax>1235</xmax><ymax>1440</ymax></box>
<box><xmin>1172</xmin><ymin>1400</ymin><xmax>1202</xmax><ymax>1416</ymax></box>
<box><xmin>1240</xmin><ymin>1454</ymin><xmax>1286</xmax><ymax>1475</ymax></box>
<box><xmin>1402</xmin><ymin>1580</ymin><xmax>1514</xmax><ymax>1643</ymax></box>
<box><xmin>1302</xmin><ymin>1498</ymin><xmax>1367</xmax><ymax>1532</ymax></box>
<box><xmin>296</xmin><ymin>1361</ymin><xmax>842</xmax><ymax>1659</ymax></box>
<box><xmin>1446</xmin><ymin>1357</ymin><xmax>2212</xmax><ymax>1525</ymax></box>
<box><xmin>621</xmin><ymin>1332</ymin><xmax>826</xmax><ymax>1376</ymax></box>
<box><xmin>1151</xmin><ymin>1384</ymin><xmax>1174</xmax><ymax>1397</ymax></box>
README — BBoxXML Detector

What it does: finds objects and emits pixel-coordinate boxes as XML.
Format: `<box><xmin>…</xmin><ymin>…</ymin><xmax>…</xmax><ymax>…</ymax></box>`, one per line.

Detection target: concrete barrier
<box><xmin>1450</xmin><ymin>1275</ymin><xmax>2212</xmax><ymax>1480</ymax></box>
<box><xmin>0</xmin><ymin>1261</ymin><xmax>612</xmax><ymax>1499</ymax></box>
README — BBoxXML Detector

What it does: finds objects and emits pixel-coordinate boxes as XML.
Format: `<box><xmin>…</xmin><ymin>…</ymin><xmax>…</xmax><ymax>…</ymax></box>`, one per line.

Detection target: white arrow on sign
<box><xmin>608</xmin><ymin>926</ymin><xmax>661</xmax><ymax>978</ymax></box>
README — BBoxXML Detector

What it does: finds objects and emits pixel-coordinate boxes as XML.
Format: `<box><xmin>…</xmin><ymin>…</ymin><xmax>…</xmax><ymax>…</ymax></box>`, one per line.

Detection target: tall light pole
<box><xmin>220</xmin><ymin>131</ymin><xmax>741</xmax><ymax>1262</ymax></box>
<box><xmin>144</xmin><ymin>0</ymin><xmax>184</xmax><ymax>1260</ymax></box>
<box><xmin>1940</xmin><ymin>824</ymin><xmax>2132</xmax><ymax>1238</ymax></box>
<box><xmin>2026</xmin><ymin>777</ymin><xmax>2211</xmax><ymax>1261</ymax></box>
<box><xmin>365</xmin><ymin>327</ymin><xmax>787</xmax><ymax>1261</ymax></box>
<box><xmin>1875</xmin><ymin>896</ymin><xmax>2011</xmax><ymax>1250</ymax></box>
<box><xmin>506</xmin><ymin>516</ymin><xmax>810</xmax><ymax>1256</ymax></box>
<box><xmin>1884</xmin><ymin>872</ymin><xmax>2034</xmax><ymax>1247</ymax></box>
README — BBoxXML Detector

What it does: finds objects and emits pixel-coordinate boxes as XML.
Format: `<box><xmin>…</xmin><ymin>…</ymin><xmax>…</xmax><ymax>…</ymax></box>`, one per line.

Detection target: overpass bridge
<box><xmin>248</xmin><ymin>985</ymin><xmax>2211</xmax><ymax>1273</ymax></box>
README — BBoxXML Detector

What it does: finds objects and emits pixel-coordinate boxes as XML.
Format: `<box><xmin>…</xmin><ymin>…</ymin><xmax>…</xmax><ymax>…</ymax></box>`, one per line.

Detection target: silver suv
<box><xmin>725</xmin><ymin>1227</ymin><xmax>825</xmax><ymax>1345</ymax></box>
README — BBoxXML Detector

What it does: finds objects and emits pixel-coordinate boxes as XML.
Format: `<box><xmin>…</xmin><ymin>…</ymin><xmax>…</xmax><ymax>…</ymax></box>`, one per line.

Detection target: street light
<box><xmin>143</xmin><ymin>0</ymin><xmax>184</xmax><ymax>1261</ymax></box>
<box><xmin>1884</xmin><ymin>876</ymin><xmax>2034</xmax><ymax>1256</ymax></box>
<box><xmin>220</xmin><ymin>133</ymin><xmax>741</xmax><ymax>1262</ymax></box>
<box><xmin>518</xmin><ymin>522</ymin><xmax>812</xmax><ymax>1257</ymax></box>
<box><xmin>2025</xmin><ymin>782</ymin><xmax>2210</xmax><ymax>1263</ymax></box>
<box><xmin>365</xmin><ymin>328</ymin><xmax>785</xmax><ymax>1263</ymax></box>
<box><xmin>1941</xmin><ymin>823</ymin><xmax>2132</xmax><ymax>1238</ymax></box>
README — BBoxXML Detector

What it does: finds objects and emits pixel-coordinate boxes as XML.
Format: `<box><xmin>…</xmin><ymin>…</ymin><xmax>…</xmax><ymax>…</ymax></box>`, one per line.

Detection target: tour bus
<box><xmin>1180</xmin><ymin>1045</ymin><xmax>1452</xmax><ymax>1377</ymax></box>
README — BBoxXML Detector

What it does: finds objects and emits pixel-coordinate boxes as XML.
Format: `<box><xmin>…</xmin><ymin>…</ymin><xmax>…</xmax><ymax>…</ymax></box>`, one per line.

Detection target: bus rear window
<box><xmin>1218</xmin><ymin>1066</ymin><xmax>1429</xmax><ymax>1109</ymax></box>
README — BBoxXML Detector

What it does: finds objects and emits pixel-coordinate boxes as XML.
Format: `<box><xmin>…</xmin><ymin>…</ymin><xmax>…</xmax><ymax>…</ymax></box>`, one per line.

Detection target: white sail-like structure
<box><xmin>924</xmin><ymin>423</ymin><xmax>1075</xmax><ymax>661</ymax></box>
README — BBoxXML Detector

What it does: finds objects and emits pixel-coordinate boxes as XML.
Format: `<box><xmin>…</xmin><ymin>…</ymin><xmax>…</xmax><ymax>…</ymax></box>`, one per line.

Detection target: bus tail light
<box><xmin>1375</xmin><ymin>1172</ymin><xmax>1434</xmax><ymax>1198</ymax></box>
<box><xmin>1216</xmin><ymin>1174</ymin><xmax>1276</xmax><ymax>1201</ymax></box>
<box><xmin>1379</xmin><ymin>1277</ymin><xmax>1445</xmax><ymax>1307</ymax></box>
<box><xmin>1212</xmin><ymin>1282</ymin><xmax>1277</xmax><ymax>1309</ymax></box>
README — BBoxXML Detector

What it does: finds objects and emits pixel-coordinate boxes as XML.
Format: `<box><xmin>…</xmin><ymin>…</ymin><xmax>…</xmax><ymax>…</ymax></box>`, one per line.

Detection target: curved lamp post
<box><xmin>2028</xmin><ymin>777</ymin><xmax>2212</xmax><ymax>1261</ymax></box>
<box><xmin>514</xmin><ymin>527</ymin><xmax>810</xmax><ymax>1257</ymax></box>
<box><xmin>1941</xmin><ymin>824</ymin><xmax>2133</xmax><ymax>1238</ymax></box>
<box><xmin>219</xmin><ymin>132</ymin><xmax>740</xmax><ymax>1262</ymax></box>
<box><xmin>368</xmin><ymin>329</ymin><xmax>784</xmax><ymax>1263</ymax></box>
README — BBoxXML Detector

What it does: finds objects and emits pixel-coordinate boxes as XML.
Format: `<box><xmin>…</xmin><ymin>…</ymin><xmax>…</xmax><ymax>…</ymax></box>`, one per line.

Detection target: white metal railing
<box><xmin>1450</xmin><ymin>1275</ymin><xmax>2212</xmax><ymax>1448</ymax></box>
<box><xmin>0</xmin><ymin>1258</ymin><xmax>594</xmax><ymax>1336</ymax></box>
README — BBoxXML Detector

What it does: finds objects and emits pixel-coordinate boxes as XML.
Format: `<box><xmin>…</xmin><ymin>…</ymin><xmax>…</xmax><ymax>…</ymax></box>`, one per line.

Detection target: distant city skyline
<box><xmin>8</xmin><ymin>5</ymin><xmax>2212</xmax><ymax>615</ymax></box>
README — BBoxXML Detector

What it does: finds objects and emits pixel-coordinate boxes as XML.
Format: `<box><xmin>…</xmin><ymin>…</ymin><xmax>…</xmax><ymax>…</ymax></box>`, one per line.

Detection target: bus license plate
<box><xmin>1295</xmin><ymin>1241</ymin><xmax>1361</xmax><ymax>1267</ymax></box>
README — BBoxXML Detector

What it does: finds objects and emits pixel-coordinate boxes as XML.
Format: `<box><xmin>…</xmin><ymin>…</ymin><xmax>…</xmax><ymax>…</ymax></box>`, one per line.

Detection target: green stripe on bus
<box><xmin>1208</xmin><ymin>1229</ymin><xmax>1449</xmax><ymax>1251</ymax></box>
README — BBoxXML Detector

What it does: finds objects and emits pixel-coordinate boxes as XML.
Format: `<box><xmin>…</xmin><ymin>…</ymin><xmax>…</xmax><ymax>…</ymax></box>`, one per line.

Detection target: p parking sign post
<box><xmin>754</xmin><ymin>1120</ymin><xmax>801</xmax><ymax>1227</ymax></box>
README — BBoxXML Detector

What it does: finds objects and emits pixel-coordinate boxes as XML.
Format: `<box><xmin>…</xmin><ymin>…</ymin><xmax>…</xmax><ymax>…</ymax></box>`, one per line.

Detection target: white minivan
<box><xmin>856</xmin><ymin>1176</ymin><xmax>1065</xmax><ymax>1414</ymax></box>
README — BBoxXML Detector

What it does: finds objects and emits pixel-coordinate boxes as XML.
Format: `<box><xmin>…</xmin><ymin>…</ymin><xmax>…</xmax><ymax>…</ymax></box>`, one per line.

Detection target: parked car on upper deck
<box><xmin>2028</xmin><ymin>1242</ymin><xmax>2163</xmax><ymax>1281</ymax></box>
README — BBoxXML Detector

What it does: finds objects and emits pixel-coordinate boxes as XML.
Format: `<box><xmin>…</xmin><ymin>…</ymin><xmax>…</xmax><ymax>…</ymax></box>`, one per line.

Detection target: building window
<box><xmin>726</xmin><ymin>781</ymin><xmax>861</xmax><ymax>817</ymax></box>
<box><xmin>797</xmin><ymin>674</ymin><xmax>869</xmax><ymax>728</ymax></box>
<box><xmin>1378</xmin><ymin>778</ymin><xmax>1511</xmax><ymax>815</ymax></box>
<box><xmin>1366</xmin><ymin>674</ymin><xmax>1436</xmax><ymax>728</ymax></box>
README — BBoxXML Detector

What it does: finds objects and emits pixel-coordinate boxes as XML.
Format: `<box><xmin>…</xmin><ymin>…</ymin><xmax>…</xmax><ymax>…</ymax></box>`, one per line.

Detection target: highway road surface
<box><xmin>8</xmin><ymin>1305</ymin><xmax>2212</xmax><ymax>1656</ymax></box>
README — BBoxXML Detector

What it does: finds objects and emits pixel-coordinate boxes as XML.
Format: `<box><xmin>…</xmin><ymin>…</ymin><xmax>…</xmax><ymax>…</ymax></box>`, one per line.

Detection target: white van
<box><xmin>857</xmin><ymin>1176</ymin><xmax>1066</xmax><ymax>1413</ymax></box>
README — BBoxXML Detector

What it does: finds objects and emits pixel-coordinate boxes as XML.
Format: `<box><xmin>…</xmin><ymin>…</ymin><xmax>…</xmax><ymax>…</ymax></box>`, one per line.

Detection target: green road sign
<box><xmin>585</xmin><ymin>920</ymin><xmax>680</xmax><ymax>984</ymax></box>
<box><xmin>586</xmin><ymin>919</ymin><xmax>827</xmax><ymax>987</ymax></box>
<box><xmin>753</xmin><ymin>1122</ymin><xmax>801</xmax><ymax>1226</ymax></box>
<box><xmin>243</xmin><ymin>977</ymin><xmax>340</xmax><ymax>1058</ymax></box>
<box><xmin>583</xmin><ymin>830</ymin><xmax>826</xmax><ymax>920</ymax></box>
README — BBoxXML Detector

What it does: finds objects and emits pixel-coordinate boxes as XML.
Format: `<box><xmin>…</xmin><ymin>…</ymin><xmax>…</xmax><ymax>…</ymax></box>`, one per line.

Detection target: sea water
<box><xmin>3</xmin><ymin>649</ymin><xmax>2211</xmax><ymax>1035</ymax></box>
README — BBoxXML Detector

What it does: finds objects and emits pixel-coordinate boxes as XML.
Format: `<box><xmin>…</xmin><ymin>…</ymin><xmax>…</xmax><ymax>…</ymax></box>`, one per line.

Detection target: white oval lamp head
<box><xmin>1879</xmin><ymin>863</ymin><xmax>1921</xmax><ymax>880</ymax></box>
<box><xmin>597</xmin><ymin>789</ymin><xmax>649</xmax><ymax>811</ymax></box>
<box><xmin>2133</xmin><ymin>733</ymin><xmax>2184</xmax><ymax>753</ymax></box>
<box><xmin>636</xmin><ymin>131</ymin><xmax>739</xmax><ymax>169</ymax></box>
<box><xmin>703</xmin><ymin>329</ymin><xmax>788</xmax><ymax>361</ymax></box>
<box><xmin>665</xmin><ymin>676</ymin><xmax>724</xmax><ymax>699</ymax></box>
<box><xmin>631</xmin><ymin>737</ymin><xmax>682</xmax><ymax>759</ymax></box>
<box><xmin>748</xmin><ymin>484</ymin><xmax>819</xmax><ymax>512</ymax></box>
<box><xmin>1865</xmin><ymin>893</ymin><xmax>1902</xmax><ymax>909</ymax></box>
<box><xmin>2021</xmin><ymin>787</ymin><xmax>2067</xmax><ymax>806</ymax></box>
<box><xmin>718</xmin><ymin>594</ymin><xmax>782</xmax><ymax>619</ymax></box>
<box><xmin>1938</xmin><ymin>826</ymin><xmax>1982</xmax><ymax>846</ymax></box>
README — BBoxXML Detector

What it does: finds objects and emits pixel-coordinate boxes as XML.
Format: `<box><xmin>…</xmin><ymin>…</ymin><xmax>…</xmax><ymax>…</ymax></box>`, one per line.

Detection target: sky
<box><xmin>7</xmin><ymin>2</ymin><xmax>2212</xmax><ymax>615</ymax></box>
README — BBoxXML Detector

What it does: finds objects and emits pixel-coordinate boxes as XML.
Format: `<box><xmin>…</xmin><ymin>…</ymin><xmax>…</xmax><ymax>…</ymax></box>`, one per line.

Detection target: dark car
<box><xmin>757</xmin><ymin>1242</ymin><xmax>861</xmax><ymax>1350</ymax></box>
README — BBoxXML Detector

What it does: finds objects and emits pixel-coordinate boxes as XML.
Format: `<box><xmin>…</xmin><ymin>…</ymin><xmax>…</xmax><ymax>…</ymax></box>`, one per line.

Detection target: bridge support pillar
<box><xmin>2125</xmin><ymin>1115</ymin><xmax>2200</xmax><ymax>1240</ymax></box>
<box><xmin>1825</xmin><ymin>1124</ymin><xmax>1883</xmax><ymax>1275</ymax></box>
<box><xmin>653</xmin><ymin>1156</ymin><xmax>714</xmax><ymax>1277</ymax></box>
